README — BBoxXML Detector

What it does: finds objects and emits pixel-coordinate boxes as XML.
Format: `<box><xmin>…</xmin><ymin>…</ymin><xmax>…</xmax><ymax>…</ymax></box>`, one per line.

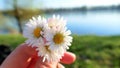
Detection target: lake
<box><xmin>0</xmin><ymin>10</ymin><xmax>120</xmax><ymax>36</ymax></box>
<box><xmin>44</xmin><ymin>10</ymin><xmax>120</xmax><ymax>35</ymax></box>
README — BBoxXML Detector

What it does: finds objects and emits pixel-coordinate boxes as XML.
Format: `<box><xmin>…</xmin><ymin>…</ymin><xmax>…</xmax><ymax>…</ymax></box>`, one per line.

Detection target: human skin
<box><xmin>0</xmin><ymin>43</ymin><xmax>76</xmax><ymax>68</ymax></box>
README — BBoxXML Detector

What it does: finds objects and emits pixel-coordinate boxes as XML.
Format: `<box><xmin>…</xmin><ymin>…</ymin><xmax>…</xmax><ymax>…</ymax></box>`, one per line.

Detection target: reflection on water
<box><xmin>1</xmin><ymin>10</ymin><xmax>120</xmax><ymax>35</ymax></box>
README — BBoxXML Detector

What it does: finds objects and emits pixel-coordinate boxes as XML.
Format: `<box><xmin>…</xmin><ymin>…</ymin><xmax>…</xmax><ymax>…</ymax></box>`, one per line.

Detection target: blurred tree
<box><xmin>2</xmin><ymin>0</ymin><xmax>43</xmax><ymax>33</ymax></box>
<box><xmin>14</xmin><ymin>0</ymin><xmax>22</xmax><ymax>33</ymax></box>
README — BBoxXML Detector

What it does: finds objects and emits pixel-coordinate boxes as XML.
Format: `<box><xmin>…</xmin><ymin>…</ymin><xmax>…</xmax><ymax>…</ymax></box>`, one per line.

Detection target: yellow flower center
<box><xmin>53</xmin><ymin>33</ymin><xmax>64</xmax><ymax>44</ymax></box>
<box><xmin>45</xmin><ymin>46</ymin><xmax>51</xmax><ymax>52</ymax></box>
<box><xmin>33</xmin><ymin>27</ymin><xmax>42</xmax><ymax>38</ymax></box>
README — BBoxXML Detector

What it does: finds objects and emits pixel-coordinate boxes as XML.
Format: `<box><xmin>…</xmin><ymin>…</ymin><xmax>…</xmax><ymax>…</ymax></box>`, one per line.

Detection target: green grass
<box><xmin>0</xmin><ymin>34</ymin><xmax>26</xmax><ymax>49</ymax></box>
<box><xmin>0</xmin><ymin>34</ymin><xmax>120</xmax><ymax>68</ymax></box>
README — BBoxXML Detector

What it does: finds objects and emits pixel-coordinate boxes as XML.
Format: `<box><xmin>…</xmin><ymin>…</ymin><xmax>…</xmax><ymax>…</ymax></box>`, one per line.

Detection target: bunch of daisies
<box><xmin>23</xmin><ymin>15</ymin><xmax>72</xmax><ymax>62</ymax></box>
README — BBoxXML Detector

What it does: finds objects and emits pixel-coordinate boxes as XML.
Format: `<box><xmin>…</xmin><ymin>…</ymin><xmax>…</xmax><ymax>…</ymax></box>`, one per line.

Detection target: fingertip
<box><xmin>60</xmin><ymin>52</ymin><xmax>76</xmax><ymax>64</ymax></box>
<box><xmin>19</xmin><ymin>43</ymin><xmax>38</xmax><ymax>56</ymax></box>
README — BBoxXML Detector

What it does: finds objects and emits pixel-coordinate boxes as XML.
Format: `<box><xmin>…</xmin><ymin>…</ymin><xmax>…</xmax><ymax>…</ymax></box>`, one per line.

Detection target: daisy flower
<box><xmin>44</xmin><ymin>15</ymin><xmax>73</xmax><ymax>51</ymax></box>
<box><xmin>23</xmin><ymin>16</ymin><xmax>48</xmax><ymax>47</ymax></box>
<box><xmin>23</xmin><ymin>15</ymin><xmax>73</xmax><ymax>62</ymax></box>
<box><xmin>36</xmin><ymin>45</ymin><xmax>64</xmax><ymax>62</ymax></box>
<box><xmin>47</xmin><ymin>15</ymin><xmax>66</xmax><ymax>29</ymax></box>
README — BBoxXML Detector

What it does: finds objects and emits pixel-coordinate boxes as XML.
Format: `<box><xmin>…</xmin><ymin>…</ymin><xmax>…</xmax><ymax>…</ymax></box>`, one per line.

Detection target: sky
<box><xmin>42</xmin><ymin>0</ymin><xmax>120</xmax><ymax>9</ymax></box>
<box><xmin>0</xmin><ymin>0</ymin><xmax>120</xmax><ymax>10</ymax></box>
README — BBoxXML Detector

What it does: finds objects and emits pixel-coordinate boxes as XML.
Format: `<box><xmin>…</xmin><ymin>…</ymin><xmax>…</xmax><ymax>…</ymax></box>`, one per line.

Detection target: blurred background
<box><xmin>0</xmin><ymin>0</ymin><xmax>120</xmax><ymax>68</ymax></box>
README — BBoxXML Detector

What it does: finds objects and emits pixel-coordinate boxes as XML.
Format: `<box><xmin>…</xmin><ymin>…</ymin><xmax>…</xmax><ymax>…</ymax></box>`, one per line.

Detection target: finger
<box><xmin>60</xmin><ymin>52</ymin><xmax>76</xmax><ymax>64</ymax></box>
<box><xmin>27</xmin><ymin>56</ymin><xmax>39</xmax><ymax>68</ymax></box>
<box><xmin>1</xmin><ymin>43</ymin><xmax>38</xmax><ymax>68</ymax></box>
<box><xmin>57</xmin><ymin>63</ymin><xmax>65</xmax><ymax>68</ymax></box>
<box><xmin>33</xmin><ymin>58</ymin><xmax>58</xmax><ymax>68</ymax></box>
<box><xmin>32</xmin><ymin>52</ymin><xmax>76</xmax><ymax>68</ymax></box>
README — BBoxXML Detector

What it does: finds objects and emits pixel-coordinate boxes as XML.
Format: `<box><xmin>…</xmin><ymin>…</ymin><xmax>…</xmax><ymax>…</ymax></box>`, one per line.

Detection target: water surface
<box><xmin>1</xmin><ymin>10</ymin><xmax>120</xmax><ymax>36</ymax></box>
<box><xmin>45</xmin><ymin>10</ymin><xmax>120</xmax><ymax>35</ymax></box>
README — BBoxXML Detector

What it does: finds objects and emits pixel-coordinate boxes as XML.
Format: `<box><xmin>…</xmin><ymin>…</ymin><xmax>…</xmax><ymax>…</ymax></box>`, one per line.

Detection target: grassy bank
<box><xmin>0</xmin><ymin>34</ymin><xmax>120</xmax><ymax>68</ymax></box>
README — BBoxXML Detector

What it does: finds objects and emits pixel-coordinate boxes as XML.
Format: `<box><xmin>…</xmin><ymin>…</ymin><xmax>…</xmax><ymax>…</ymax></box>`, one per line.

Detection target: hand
<box><xmin>0</xmin><ymin>44</ymin><xmax>76</xmax><ymax>68</ymax></box>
